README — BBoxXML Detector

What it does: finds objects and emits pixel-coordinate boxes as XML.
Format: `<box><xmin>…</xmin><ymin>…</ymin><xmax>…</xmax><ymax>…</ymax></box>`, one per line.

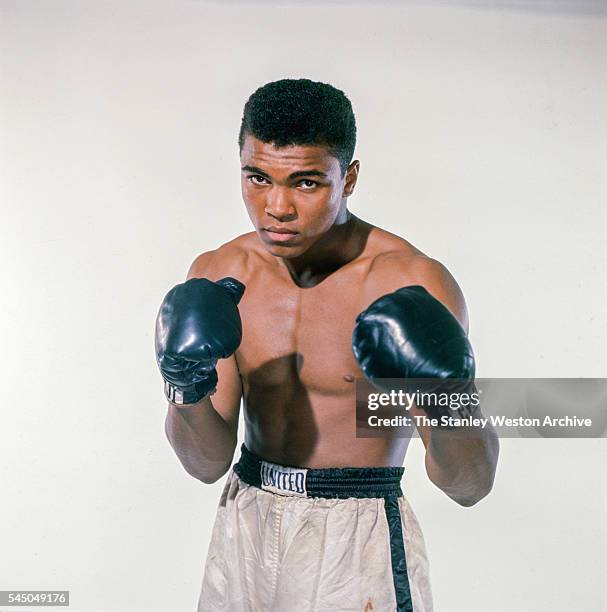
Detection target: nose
<box><xmin>265</xmin><ymin>186</ymin><xmax>296</xmax><ymax>222</ymax></box>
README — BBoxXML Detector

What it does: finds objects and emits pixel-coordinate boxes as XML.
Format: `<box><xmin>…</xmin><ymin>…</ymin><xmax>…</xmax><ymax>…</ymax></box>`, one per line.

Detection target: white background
<box><xmin>1</xmin><ymin>1</ymin><xmax>606</xmax><ymax>610</ymax></box>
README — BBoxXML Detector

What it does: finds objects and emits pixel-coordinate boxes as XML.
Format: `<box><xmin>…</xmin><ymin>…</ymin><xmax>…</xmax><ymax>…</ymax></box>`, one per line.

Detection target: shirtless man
<box><xmin>155</xmin><ymin>79</ymin><xmax>499</xmax><ymax>612</ymax></box>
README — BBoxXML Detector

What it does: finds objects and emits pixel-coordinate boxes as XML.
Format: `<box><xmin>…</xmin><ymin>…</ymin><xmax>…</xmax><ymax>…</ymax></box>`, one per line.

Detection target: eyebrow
<box><xmin>241</xmin><ymin>165</ymin><xmax>328</xmax><ymax>180</ymax></box>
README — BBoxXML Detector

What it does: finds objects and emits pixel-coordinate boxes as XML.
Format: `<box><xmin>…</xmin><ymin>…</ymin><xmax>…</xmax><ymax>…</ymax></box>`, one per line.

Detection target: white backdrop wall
<box><xmin>1</xmin><ymin>1</ymin><xmax>606</xmax><ymax>611</ymax></box>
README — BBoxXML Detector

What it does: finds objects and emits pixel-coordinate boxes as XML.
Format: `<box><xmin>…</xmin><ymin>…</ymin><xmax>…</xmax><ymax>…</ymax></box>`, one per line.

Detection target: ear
<box><xmin>343</xmin><ymin>160</ymin><xmax>360</xmax><ymax>197</ymax></box>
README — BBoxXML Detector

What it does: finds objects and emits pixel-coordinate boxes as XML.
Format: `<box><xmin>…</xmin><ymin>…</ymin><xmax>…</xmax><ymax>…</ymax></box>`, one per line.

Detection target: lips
<box><xmin>263</xmin><ymin>226</ymin><xmax>299</xmax><ymax>243</ymax></box>
<box><xmin>264</xmin><ymin>226</ymin><xmax>298</xmax><ymax>234</ymax></box>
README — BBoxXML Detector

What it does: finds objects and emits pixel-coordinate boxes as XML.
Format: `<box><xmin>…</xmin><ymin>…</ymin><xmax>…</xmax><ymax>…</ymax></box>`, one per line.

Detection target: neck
<box><xmin>280</xmin><ymin>210</ymin><xmax>366</xmax><ymax>288</ymax></box>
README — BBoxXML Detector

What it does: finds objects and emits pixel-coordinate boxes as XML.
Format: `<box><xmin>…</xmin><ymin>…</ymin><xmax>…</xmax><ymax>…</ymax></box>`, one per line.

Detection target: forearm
<box><xmin>424</xmin><ymin>422</ymin><xmax>499</xmax><ymax>506</ymax></box>
<box><xmin>165</xmin><ymin>396</ymin><xmax>237</xmax><ymax>483</ymax></box>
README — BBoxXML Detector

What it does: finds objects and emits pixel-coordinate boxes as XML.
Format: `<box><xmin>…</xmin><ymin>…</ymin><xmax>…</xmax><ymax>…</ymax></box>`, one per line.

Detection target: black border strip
<box><xmin>384</xmin><ymin>496</ymin><xmax>413</xmax><ymax>612</ymax></box>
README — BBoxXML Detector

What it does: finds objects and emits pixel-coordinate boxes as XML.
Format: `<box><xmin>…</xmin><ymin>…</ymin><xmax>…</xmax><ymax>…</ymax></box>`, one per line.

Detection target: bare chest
<box><xmin>235</xmin><ymin>270</ymin><xmax>367</xmax><ymax>395</ymax></box>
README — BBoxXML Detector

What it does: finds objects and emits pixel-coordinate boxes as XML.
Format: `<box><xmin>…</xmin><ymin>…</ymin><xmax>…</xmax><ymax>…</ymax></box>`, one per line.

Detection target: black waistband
<box><xmin>233</xmin><ymin>444</ymin><xmax>404</xmax><ymax>499</ymax></box>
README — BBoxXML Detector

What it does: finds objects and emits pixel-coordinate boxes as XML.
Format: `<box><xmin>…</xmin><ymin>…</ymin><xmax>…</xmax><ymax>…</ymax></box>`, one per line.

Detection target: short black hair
<box><xmin>238</xmin><ymin>78</ymin><xmax>357</xmax><ymax>176</ymax></box>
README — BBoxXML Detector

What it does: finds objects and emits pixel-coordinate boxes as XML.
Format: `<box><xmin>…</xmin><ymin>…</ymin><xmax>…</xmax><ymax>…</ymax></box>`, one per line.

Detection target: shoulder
<box><xmin>186</xmin><ymin>231</ymin><xmax>263</xmax><ymax>282</ymax></box>
<box><xmin>363</xmin><ymin>229</ymin><xmax>469</xmax><ymax>331</ymax></box>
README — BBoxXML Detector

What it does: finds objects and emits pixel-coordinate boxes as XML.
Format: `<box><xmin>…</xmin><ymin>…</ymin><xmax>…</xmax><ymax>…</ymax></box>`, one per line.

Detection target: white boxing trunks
<box><xmin>198</xmin><ymin>445</ymin><xmax>433</xmax><ymax>612</ymax></box>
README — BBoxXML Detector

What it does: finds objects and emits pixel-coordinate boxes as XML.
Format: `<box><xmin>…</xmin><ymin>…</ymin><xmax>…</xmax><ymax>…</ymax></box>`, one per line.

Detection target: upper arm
<box><xmin>404</xmin><ymin>256</ymin><xmax>469</xmax><ymax>333</ymax></box>
<box><xmin>185</xmin><ymin>249</ymin><xmax>243</xmax><ymax>436</ymax></box>
<box><xmin>186</xmin><ymin>250</ymin><xmax>217</xmax><ymax>281</ymax></box>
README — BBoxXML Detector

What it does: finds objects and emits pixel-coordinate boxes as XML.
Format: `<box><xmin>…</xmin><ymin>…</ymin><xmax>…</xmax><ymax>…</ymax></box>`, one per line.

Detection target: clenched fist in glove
<box><xmin>155</xmin><ymin>277</ymin><xmax>245</xmax><ymax>405</ymax></box>
<box><xmin>352</xmin><ymin>285</ymin><xmax>478</xmax><ymax>423</ymax></box>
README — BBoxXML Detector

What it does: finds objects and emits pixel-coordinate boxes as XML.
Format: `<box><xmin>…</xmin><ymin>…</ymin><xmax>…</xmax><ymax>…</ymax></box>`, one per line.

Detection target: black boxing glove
<box><xmin>155</xmin><ymin>277</ymin><xmax>245</xmax><ymax>405</ymax></box>
<box><xmin>352</xmin><ymin>285</ymin><xmax>477</xmax><ymax>422</ymax></box>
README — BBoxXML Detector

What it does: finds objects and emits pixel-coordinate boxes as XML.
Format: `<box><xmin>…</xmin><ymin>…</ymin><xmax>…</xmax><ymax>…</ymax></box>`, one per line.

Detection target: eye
<box><xmin>297</xmin><ymin>179</ymin><xmax>318</xmax><ymax>190</ymax></box>
<box><xmin>248</xmin><ymin>175</ymin><xmax>269</xmax><ymax>185</ymax></box>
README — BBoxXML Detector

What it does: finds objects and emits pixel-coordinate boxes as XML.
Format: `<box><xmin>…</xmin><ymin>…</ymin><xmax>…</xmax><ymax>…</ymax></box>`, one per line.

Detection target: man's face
<box><xmin>240</xmin><ymin>134</ymin><xmax>356</xmax><ymax>258</ymax></box>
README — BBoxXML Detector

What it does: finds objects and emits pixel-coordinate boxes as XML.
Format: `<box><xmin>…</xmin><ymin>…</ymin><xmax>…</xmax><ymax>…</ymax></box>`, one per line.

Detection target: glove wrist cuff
<box><xmin>164</xmin><ymin>379</ymin><xmax>216</xmax><ymax>406</ymax></box>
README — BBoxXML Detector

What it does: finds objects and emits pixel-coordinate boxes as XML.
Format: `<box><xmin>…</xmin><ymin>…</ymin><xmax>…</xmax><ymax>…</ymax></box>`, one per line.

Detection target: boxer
<box><xmin>155</xmin><ymin>79</ymin><xmax>499</xmax><ymax>611</ymax></box>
